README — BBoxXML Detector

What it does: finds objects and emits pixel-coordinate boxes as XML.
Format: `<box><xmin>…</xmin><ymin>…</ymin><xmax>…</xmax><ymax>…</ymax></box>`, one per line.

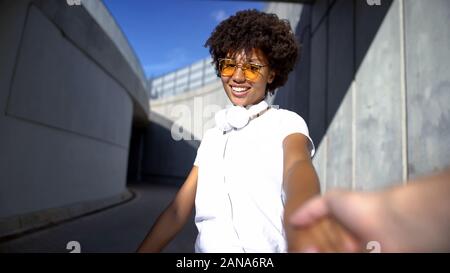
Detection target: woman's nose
<box><xmin>231</xmin><ymin>66</ymin><xmax>246</xmax><ymax>82</ymax></box>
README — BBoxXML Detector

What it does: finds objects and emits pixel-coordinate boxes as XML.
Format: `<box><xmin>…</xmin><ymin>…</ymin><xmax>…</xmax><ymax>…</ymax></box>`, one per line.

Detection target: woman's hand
<box><xmin>288</xmin><ymin>212</ymin><xmax>361</xmax><ymax>253</ymax></box>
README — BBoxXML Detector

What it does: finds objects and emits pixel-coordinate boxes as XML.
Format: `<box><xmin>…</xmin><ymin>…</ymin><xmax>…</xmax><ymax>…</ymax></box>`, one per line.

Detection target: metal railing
<box><xmin>148</xmin><ymin>57</ymin><xmax>220</xmax><ymax>100</ymax></box>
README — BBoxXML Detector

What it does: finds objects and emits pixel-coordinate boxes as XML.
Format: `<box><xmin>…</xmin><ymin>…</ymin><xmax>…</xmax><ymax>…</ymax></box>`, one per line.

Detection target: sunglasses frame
<box><xmin>218</xmin><ymin>58</ymin><xmax>268</xmax><ymax>81</ymax></box>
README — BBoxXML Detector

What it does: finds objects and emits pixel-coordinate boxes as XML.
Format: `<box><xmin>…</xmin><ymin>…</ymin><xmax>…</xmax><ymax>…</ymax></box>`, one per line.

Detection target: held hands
<box><xmin>287</xmin><ymin>191</ymin><xmax>383</xmax><ymax>253</ymax></box>
<box><xmin>287</xmin><ymin>215</ymin><xmax>362</xmax><ymax>253</ymax></box>
<box><xmin>289</xmin><ymin>171</ymin><xmax>450</xmax><ymax>253</ymax></box>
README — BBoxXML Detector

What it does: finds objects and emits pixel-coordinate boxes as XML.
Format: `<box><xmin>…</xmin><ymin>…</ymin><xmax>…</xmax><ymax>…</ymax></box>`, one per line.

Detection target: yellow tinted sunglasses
<box><xmin>218</xmin><ymin>58</ymin><xmax>268</xmax><ymax>81</ymax></box>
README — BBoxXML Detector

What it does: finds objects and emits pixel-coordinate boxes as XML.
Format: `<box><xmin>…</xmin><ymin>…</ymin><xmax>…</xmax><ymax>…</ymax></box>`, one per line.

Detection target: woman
<box><xmin>137</xmin><ymin>9</ymin><xmax>352</xmax><ymax>253</ymax></box>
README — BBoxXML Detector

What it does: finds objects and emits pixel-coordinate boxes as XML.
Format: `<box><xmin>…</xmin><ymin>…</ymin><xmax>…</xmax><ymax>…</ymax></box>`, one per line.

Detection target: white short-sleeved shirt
<box><xmin>193</xmin><ymin>104</ymin><xmax>314</xmax><ymax>253</ymax></box>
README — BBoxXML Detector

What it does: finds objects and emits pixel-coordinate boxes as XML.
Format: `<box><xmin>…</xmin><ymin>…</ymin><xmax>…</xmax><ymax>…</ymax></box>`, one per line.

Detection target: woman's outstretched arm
<box><xmin>282</xmin><ymin>133</ymin><xmax>358</xmax><ymax>252</ymax></box>
<box><xmin>136</xmin><ymin>166</ymin><xmax>198</xmax><ymax>253</ymax></box>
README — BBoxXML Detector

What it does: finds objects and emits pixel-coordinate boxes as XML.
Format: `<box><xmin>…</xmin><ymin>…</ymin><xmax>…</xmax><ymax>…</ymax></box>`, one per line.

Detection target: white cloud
<box><xmin>211</xmin><ymin>10</ymin><xmax>227</xmax><ymax>22</ymax></box>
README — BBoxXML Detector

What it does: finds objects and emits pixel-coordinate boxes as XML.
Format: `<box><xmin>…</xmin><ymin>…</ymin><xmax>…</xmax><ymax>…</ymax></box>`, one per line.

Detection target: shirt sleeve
<box><xmin>278</xmin><ymin>110</ymin><xmax>315</xmax><ymax>157</ymax></box>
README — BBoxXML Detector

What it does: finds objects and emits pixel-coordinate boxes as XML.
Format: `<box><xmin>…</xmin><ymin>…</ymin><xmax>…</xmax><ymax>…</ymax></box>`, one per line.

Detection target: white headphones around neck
<box><xmin>215</xmin><ymin>100</ymin><xmax>271</xmax><ymax>134</ymax></box>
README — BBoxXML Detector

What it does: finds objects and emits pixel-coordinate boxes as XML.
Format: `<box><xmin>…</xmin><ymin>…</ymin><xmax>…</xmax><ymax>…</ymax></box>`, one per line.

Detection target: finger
<box><xmin>290</xmin><ymin>196</ymin><xmax>329</xmax><ymax>227</ymax></box>
<box><xmin>320</xmin><ymin>217</ymin><xmax>345</xmax><ymax>252</ymax></box>
<box><xmin>325</xmin><ymin>191</ymin><xmax>376</xmax><ymax>241</ymax></box>
<box><xmin>289</xmin><ymin>221</ymin><xmax>329</xmax><ymax>253</ymax></box>
<box><xmin>292</xmin><ymin>220</ymin><xmax>360</xmax><ymax>253</ymax></box>
<box><xmin>295</xmin><ymin>218</ymin><xmax>336</xmax><ymax>253</ymax></box>
<box><xmin>313</xmin><ymin>217</ymin><xmax>354</xmax><ymax>253</ymax></box>
<box><xmin>323</xmin><ymin>191</ymin><xmax>369</xmax><ymax>252</ymax></box>
<box><xmin>331</xmin><ymin>219</ymin><xmax>363</xmax><ymax>252</ymax></box>
<box><xmin>305</xmin><ymin>216</ymin><xmax>362</xmax><ymax>253</ymax></box>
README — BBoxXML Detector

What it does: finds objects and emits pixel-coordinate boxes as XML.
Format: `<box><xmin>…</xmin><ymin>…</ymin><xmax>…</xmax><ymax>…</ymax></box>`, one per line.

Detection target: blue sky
<box><xmin>103</xmin><ymin>0</ymin><xmax>264</xmax><ymax>79</ymax></box>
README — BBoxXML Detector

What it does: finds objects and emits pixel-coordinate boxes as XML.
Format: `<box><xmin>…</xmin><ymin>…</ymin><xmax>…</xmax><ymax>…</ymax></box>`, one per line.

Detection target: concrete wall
<box><xmin>274</xmin><ymin>0</ymin><xmax>450</xmax><ymax>192</ymax></box>
<box><xmin>150</xmin><ymin>80</ymin><xmax>227</xmax><ymax>140</ymax></box>
<box><xmin>404</xmin><ymin>0</ymin><xmax>450</xmax><ymax>179</ymax></box>
<box><xmin>146</xmin><ymin>80</ymin><xmax>227</xmax><ymax>183</ymax></box>
<box><xmin>0</xmin><ymin>0</ymin><xmax>149</xmax><ymax>237</ymax></box>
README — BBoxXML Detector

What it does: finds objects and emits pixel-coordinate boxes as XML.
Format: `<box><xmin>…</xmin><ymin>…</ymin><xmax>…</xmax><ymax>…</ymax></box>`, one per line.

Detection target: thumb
<box><xmin>290</xmin><ymin>195</ymin><xmax>329</xmax><ymax>227</ymax></box>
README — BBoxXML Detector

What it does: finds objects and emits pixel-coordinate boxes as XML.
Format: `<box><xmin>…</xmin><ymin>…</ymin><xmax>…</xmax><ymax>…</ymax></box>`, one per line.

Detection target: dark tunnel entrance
<box><xmin>127</xmin><ymin>125</ymin><xmax>145</xmax><ymax>184</ymax></box>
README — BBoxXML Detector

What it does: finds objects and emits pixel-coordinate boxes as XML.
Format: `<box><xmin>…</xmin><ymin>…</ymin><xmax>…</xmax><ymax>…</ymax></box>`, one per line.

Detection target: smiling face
<box><xmin>220</xmin><ymin>48</ymin><xmax>275</xmax><ymax>107</ymax></box>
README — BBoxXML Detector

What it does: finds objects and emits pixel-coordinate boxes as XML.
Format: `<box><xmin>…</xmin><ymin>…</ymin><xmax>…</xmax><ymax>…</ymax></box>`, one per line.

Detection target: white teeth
<box><xmin>232</xmin><ymin>86</ymin><xmax>249</xmax><ymax>93</ymax></box>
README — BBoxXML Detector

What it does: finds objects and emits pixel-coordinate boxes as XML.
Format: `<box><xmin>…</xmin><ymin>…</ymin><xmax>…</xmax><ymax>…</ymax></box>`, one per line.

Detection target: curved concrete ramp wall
<box><xmin>0</xmin><ymin>0</ymin><xmax>149</xmax><ymax>238</ymax></box>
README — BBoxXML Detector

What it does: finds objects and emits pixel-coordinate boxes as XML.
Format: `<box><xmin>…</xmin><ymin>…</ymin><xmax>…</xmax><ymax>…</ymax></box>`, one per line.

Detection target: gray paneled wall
<box><xmin>405</xmin><ymin>0</ymin><xmax>450</xmax><ymax>179</ymax></box>
<box><xmin>354</xmin><ymin>0</ymin><xmax>403</xmax><ymax>190</ymax></box>
<box><xmin>273</xmin><ymin>0</ymin><xmax>450</xmax><ymax>192</ymax></box>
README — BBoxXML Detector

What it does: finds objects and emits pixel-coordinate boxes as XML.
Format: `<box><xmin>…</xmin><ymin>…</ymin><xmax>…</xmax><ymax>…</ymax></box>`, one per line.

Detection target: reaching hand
<box><xmin>289</xmin><ymin>169</ymin><xmax>450</xmax><ymax>253</ymax></box>
<box><xmin>289</xmin><ymin>190</ymin><xmax>389</xmax><ymax>253</ymax></box>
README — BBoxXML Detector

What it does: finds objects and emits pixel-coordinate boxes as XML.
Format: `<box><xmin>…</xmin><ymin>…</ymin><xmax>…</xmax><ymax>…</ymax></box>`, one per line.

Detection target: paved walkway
<box><xmin>0</xmin><ymin>183</ymin><xmax>196</xmax><ymax>253</ymax></box>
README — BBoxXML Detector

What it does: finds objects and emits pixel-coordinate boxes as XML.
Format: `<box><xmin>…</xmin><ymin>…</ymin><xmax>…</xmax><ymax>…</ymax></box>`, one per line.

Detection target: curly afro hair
<box><xmin>205</xmin><ymin>9</ymin><xmax>298</xmax><ymax>94</ymax></box>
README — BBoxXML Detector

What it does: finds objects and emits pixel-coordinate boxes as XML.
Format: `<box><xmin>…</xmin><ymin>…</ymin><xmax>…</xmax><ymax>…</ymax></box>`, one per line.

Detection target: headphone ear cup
<box><xmin>215</xmin><ymin>109</ymin><xmax>232</xmax><ymax>131</ymax></box>
<box><xmin>226</xmin><ymin>106</ymin><xmax>250</xmax><ymax>129</ymax></box>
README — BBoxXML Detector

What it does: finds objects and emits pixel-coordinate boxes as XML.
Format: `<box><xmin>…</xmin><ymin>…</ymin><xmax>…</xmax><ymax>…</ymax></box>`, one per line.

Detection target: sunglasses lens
<box><xmin>243</xmin><ymin>64</ymin><xmax>259</xmax><ymax>81</ymax></box>
<box><xmin>220</xmin><ymin>60</ymin><xmax>236</xmax><ymax>77</ymax></box>
<box><xmin>219</xmin><ymin>60</ymin><xmax>262</xmax><ymax>80</ymax></box>
<box><xmin>222</xmin><ymin>66</ymin><xmax>235</xmax><ymax>77</ymax></box>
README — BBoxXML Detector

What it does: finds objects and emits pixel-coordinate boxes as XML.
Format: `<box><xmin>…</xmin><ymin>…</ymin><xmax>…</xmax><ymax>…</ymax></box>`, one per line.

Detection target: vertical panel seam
<box><xmin>325</xmin><ymin>0</ymin><xmax>330</xmax><ymax>138</ymax></box>
<box><xmin>324</xmin><ymin>0</ymin><xmax>330</xmax><ymax>192</ymax></box>
<box><xmin>324</xmin><ymin>135</ymin><xmax>328</xmax><ymax>193</ymax></box>
<box><xmin>352</xmin><ymin>81</ymin><xmax>356</xmax><ymax>190</ymax></box>
<box><xmin>351</xmin><ymin>0</ymin><xmax>356</xmax><ymax>190</ymax></box>
<box><xmin>399</xmin><ymin>0</ymin><xmax>409</xmax><ymax>184</ymax></box>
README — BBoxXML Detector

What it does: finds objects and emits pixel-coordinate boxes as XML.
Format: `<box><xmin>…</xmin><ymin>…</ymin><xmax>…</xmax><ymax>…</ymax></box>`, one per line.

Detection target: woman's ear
<box><xmin>267</xmin><ymin>70</ymin><xmax>275</xmax><ymax>84</ymax></box>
